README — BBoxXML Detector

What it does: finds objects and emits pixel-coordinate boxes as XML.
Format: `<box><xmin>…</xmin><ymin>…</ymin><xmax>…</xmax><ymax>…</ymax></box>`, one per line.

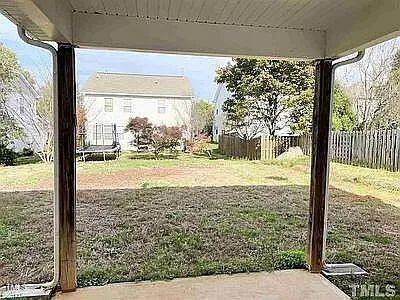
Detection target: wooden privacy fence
<box><xmin>330</xmin><ymin>130</ymin><xmax>400</xmax><ymax>171</ymax></box>
<box><xmin>218</xmin><ymin>135</ymin><xmax>261</xmax><ymax>160</ymax></box>
<box><xmin>299</xmin><ymin>130</ymin><xmax>400</xmax><ymax>171</ymax></box>
<box><xmin>219</xmin><ymin>129</ymin><xmax>400</xmax><ymax>171</ymax></box>
<box><xmin>219</xmin><ymin>134</ymin><xmax>300</xmax><ymax>160</ymax></box>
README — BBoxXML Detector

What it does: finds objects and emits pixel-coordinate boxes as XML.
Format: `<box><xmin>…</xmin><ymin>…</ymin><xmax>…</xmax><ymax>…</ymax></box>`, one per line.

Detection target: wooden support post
<box><xmin>308</xmin><ymin>59</ymin><xmax>333</xmax><ymax>273</ymax></box>
<box><xmin>57</xmin><ymin>43</ymin><xmax>77</xmax><ymax>292</ymax></box>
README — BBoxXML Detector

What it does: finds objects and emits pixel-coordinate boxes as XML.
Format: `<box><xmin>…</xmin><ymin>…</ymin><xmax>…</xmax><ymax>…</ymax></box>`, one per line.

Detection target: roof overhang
<box><xmin>1</xmin><ymin>0</ymin><xmax>399</xmax><ymax>59</ymax></box>
<box><xmin>82</xmin><ymin>92</ymin><xmax>194</xmax><ymax>99</ymax></box>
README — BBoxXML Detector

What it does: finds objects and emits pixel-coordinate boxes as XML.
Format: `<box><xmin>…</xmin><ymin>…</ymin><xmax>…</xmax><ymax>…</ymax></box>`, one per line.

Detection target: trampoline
<box><xmin>77</xmin><ymin>124</ymin><xmax>121</xmax><ymax>161</ymax></box>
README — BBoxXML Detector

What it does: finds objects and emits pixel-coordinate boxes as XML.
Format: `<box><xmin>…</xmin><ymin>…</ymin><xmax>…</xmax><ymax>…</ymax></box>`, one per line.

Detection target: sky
<box><xmin>0</xmin><ymin>14</ymin><xmax>231</xmax><ymax>101</ymax></box>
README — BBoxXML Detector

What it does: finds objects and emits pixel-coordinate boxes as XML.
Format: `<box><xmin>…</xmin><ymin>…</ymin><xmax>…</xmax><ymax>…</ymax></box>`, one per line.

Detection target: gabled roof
<box><xmin>82</xmin><ymin>72</ymin><xmax>193</xmax><ymax>97</ymax></box>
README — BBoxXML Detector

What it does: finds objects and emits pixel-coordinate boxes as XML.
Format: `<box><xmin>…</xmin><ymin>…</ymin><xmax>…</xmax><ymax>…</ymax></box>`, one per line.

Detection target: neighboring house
<box><xmin>5</xmin><ymin>75</ymin><xmax>43</xmax><ymax>152</ymax></box>
<box><xmin>212</xmin><ymin>84</ymin><xmax>229</xmax><ymax>143</ymax></box>
<box><xmin>212</xmin><ymin>83</ymin><xmax>291</xmax><ymax>142</ymax></box>
<box><xmin>82</xmin><ymin>72</ymin><xmax>194</xmax><ymax>150</ymax></box>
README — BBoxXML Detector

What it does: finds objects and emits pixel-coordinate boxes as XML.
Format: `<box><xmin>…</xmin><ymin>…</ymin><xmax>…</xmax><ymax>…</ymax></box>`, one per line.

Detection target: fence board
<box><xmin>219</xmin><ymin>129</ymin><xmax>400</xmax><ymax>172</ymax></box>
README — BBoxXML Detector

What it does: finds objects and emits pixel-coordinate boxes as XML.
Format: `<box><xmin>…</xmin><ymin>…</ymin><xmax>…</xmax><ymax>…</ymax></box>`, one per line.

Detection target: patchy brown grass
<box><xmin>1</xmin><ymin>186</ymin><xmax>399</xmax><ymax>297</ymax></box>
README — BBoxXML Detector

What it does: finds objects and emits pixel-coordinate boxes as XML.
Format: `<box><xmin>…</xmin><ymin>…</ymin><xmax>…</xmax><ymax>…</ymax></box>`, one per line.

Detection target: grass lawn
<box><xmin>0</xmin><ymin>151</ymin><xmax>399</xmax><ymax>298</ymax></box>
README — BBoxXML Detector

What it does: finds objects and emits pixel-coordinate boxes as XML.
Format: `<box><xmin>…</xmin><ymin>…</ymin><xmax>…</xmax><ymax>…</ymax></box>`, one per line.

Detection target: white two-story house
<box><xmin>82</xmin><ymin>72</ymin><xmax>194</xmax><ymax>150</ymax></box>
<box><xmin>212</xmin><ymin>84</ymin><xmax>229</xmax><ymax>143</ymax></box>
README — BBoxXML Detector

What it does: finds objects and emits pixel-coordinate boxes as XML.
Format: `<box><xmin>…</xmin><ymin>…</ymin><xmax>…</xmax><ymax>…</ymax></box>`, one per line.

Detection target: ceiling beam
<box><xmin>1</xmin><ymin>0</ymin><xmax>72</xmax><ymax>42</ymax></box>
<box><xmin>73</xmin><ymin>13</ymin><xmax>325</xmax><ymax>59</ymax></box>
<box><xmin>326</xmin><ymin>0</ymin><xmax>400</xmax><ymax>58</ymax></box>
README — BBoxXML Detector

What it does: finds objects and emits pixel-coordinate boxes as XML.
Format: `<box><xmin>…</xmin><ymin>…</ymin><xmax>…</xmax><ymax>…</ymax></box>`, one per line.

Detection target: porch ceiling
<box><xmin>1</xmin><ymin>0</ymin><xmax>399</xmax><ymax>59</ymax></box>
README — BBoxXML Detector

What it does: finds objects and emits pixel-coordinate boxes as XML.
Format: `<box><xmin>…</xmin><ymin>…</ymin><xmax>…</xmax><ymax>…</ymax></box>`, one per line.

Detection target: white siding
<box><xmin>212</xmin><ymin>85</ymin><xmax>229</xmax><ymax>142</ymax></box>
<box><xmin>84</xmin><ymin>94</ymin><xmax>193</xmax><ymax>150</ymax></box>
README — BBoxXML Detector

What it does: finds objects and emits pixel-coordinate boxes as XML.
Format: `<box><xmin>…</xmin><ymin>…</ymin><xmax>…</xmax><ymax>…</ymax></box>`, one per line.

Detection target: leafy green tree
<box><xmin>332</xmin><ymin>85</ymin><xmax>356</xmax><ymax>131</ymax></box>
<box><xmin>288</xmin><ymin>84</ymin><xmax>356</xmax><ymax>134</ymax></box>
<box><xmin>0</xmin><ymin>45</ymin><xmax>23</xmax><ymax>140</ymax></box>
<box><xmin>0</xmin><ymin>45</ymin><xmax>23</xmax><ymax>164</ymax></box>
<box><xmin>286</xmin><ymin>88</ymin><xmax>314</xmax><ymax>134</ymax></box>
<box><xmin>216</xmin><ymin>58</ymin><xmax>314</xmax><ymax>137</ymax></box>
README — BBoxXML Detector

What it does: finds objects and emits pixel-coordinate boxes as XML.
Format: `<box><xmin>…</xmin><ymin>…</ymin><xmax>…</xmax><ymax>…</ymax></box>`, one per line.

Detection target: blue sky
<box><xmin>0</xmin><ymin>14</ymin><xmax>230</xmax><ymax>101</ymax></box>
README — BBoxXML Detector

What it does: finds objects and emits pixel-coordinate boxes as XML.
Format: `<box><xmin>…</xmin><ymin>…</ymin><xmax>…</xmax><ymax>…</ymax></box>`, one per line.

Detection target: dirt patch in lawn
<box><xmin>0</xmin><ymin>186</ymin><xmax>399</xmax><ymax>297</ymax></box>
<box><xmin>5</xmin><ymin>166</ymin><xmax>222</xmax><ymax>191</ymax></box>
<box><xmin>76</xmin><ymin>167</ymin><xmax>188</xmax><ymax>190</ymax></box>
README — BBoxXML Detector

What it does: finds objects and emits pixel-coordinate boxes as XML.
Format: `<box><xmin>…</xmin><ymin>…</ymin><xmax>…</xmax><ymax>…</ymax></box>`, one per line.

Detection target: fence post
<box><xmin>260</xmin><ymin>137</ymin><xmax>264</xmax><ymax>160</ymax></box>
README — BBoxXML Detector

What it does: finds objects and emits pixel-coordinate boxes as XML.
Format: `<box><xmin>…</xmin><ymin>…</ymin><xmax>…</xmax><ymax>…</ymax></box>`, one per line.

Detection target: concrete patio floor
<box><xmin>54</xmin><ymin>270</ymin><xmax>349</xmax><ymax>300</ymax></box>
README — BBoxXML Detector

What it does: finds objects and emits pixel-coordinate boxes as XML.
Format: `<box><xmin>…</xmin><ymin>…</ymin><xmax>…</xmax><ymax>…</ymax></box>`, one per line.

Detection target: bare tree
<box><xmin>338</xmin><ymin>39</ymin><xmax>400</xmax><ymax>130</ymax></box>
<box><xmin>8</xmin><ymin>77</ymin><xmax>55</xmax><ymax>162</ymax></box>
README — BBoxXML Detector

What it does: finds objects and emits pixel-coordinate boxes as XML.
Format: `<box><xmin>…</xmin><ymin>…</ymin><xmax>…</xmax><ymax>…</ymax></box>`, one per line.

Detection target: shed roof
<box><xmin>1</xmin><ymin>0</ymin><xmax>399</xmax><ymax>59</ymax></box>
<box><xmin>82</xmin><ymin>72</ymin><xmax>193</xmax><ymax>97</ymax></box>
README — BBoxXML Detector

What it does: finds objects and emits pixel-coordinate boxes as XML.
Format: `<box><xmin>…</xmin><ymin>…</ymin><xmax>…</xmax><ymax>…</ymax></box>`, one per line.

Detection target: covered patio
<box><xmin>0</xmin><ymin>0</ymin><xmax>399</xmax><ymax>299</ymax></box>
<box><xmin>53</xmin><ymin>270</ymin><xmax>348</xmax><ymax>300</ymax></box>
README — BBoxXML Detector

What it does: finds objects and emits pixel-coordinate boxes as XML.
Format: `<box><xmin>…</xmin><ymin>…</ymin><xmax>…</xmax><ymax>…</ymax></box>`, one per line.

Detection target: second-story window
<box><xmin>19</xmin><ymin>103</ymin><xmax>25</xmax><ymax>115</ymax></box>
<box><xmin>104</xmin><ymin>98</ymin><xmax>113</xmax><ymax>112</ymax></box>
<box><xmin>123</xmin><ymin>99</ymin><xmax>132</xmax><ymax>113</ymax></box>
<box><xmin>157</xmin><ymin>99</ymin><xmax>166</xmax><ymax>114</ymax></box>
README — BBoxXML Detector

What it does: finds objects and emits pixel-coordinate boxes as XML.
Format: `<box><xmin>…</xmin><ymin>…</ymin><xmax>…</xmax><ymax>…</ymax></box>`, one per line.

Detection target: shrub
<box><xmin>125</xmin><ymin>117</ymin><xmax>183</xmax><ymax>158</ymax></box>
<box><xmin>152</xmin><ymin>125</ymin><xmax>182</xmax><ymax>158</ymax></box>
<box><xmin>0</xmin><ymin>142</ymin><xmax>17</xmax><ymax>166</ymax></box>
<box><xmin>125</xmin><ymin>117</ymin><xmax>153</xmax><ymax>150</ymax></box>
<box><xmin>19</xmin><ymin>147</ymin><xmax>34</xmax><ymax>157</ymax></box>
<box><xmin>186</xmin><ymin>134</ymin><xmax>211</xmax><ymax>156</ymax></box>
<box><xmin>274</xmin><ymin>250</ymin><xmax>306</xmax><ymax>270</ymax></box>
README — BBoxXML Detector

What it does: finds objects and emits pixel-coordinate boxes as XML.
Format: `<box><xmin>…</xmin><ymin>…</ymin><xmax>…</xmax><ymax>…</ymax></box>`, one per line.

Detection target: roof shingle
<box><xmin>82</xmin><ymin>72</ymin><xmax>193</xmax><ymax>97</ymax></box>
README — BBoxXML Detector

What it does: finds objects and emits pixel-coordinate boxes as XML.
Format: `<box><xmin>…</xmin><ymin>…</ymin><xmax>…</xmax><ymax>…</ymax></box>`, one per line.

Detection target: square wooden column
<box><xmin>307</xmin><ymin>59</ymin><xmax>333</xmax><ymax>273</ymax></box>
<box><xmin>57</xmin><ymin>43</ymin><xmax>77</xmax><ymax>292</ymax></box>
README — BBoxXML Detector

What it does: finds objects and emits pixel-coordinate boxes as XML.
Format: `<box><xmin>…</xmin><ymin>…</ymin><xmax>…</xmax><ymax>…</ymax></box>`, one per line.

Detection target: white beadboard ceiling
<box><xmin>1</xmin><ymin>0</ymin><xmax>399</xmax><ymax>58</ymax></box>
<box><xmin>67</xmin><ymin>0</ymin><xmax>370</xmax><ymax>31</ymax></box>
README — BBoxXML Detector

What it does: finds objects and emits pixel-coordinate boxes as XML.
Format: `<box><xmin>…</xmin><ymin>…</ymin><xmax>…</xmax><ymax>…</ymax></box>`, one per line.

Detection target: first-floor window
<box><xmin>103</xmin><ymin>125</ymin><xmax>113</xmax><ymax>140</ymax></box>
<box><xmin>158</xmin><ymin>106</ymin><xmax>166</xmax><ymax>114</ymax></box>
<box><xmin>93</xmin><ymin>125</ymin><xmax>102</xmax><ymax>143</ymax></box>
<box><xmin>93</xmin><ymin>125</ymin><xmax>114</xmax><ymax>142</ymax></box>
<box><xmin>117</xmin><ymin>126</ymin><xmax>125</xmax><ymax>141</ymax></box>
